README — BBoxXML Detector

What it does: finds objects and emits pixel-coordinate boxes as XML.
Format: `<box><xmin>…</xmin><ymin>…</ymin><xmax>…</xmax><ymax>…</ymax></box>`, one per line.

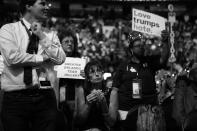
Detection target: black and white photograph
<box><xmin>0</xmin><ymin>0</ymin><xmax>197</xmax><ymax>131</ymax></box>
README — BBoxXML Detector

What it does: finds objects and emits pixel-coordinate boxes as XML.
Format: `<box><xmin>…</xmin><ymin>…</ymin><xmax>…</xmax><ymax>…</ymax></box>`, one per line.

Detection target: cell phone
<box><xmin>132</xmin><ymin>79</ymin><xmax>142</xmax><ymax>99</ymax></box>
<box><xmin>40</xmin><ymin>81</ymin><xmax>51</xmax><ymax>86</ymax></box>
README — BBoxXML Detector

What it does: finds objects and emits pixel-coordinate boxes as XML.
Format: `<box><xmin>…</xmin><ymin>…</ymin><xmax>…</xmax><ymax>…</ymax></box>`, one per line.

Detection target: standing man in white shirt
<box><xmin>0</xmin><ymin>0</ymin><xmax>66</xmax><ymax>131</ymax></box>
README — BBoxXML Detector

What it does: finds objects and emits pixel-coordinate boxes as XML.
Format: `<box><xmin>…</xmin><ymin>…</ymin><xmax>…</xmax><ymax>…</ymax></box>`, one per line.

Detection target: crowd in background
<box><xmin>1</xmin><ymin>10</ymin><xmax>197</xmax><ymax>99</ymax></box>
<box><xmin>1</xmin><ymin>12</ymin><xmax>197</xmax><ymax>74</ymax></box>
<box><xmin>1</xmin><ymin>9</ymin><xmax>197</xmax><ymax>130</ymax></box>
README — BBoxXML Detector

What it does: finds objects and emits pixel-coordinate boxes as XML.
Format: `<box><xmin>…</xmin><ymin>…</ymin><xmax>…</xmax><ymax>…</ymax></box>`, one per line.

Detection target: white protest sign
<box><xmin>132</xmin><ymin>8</ymin><xmax>167</xmax><ymax>37</ymax></box>
<box><xmin>55</xmin><ymin>57</ymin><xmax>86</xmax><ymax>79</ymax></box>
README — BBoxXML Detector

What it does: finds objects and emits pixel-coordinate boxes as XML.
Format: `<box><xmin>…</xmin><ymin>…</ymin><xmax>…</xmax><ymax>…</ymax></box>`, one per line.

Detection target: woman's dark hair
<box><xmin>19</xmin><ymin>0</ymin><xmax>37</xmax><ymax>15</ymax></box>
<box><xmin>84</xmin><ymin>61</ymin><xmax>103</xmax><ymax>80</ymax></box>
<box><xmin>58</xmin><ymin>29</ymin><xmax>80</xmax><ymax>57</ymax></box>
<box><xmin>83</xmin><ymin>61</ymin><xmax>106</xmax><ymax>95</ymax></box>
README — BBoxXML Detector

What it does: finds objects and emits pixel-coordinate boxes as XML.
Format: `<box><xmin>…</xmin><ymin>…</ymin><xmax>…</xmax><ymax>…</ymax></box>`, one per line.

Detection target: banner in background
<box><xmin>132</xmin><ymin>8</ymin><xmax>167</xmax><ymax>37</ymax></box>
<box><xmin>55</xmin><ymin>57</ymin><xmax>86</xmax><ymax>79</ymax></box>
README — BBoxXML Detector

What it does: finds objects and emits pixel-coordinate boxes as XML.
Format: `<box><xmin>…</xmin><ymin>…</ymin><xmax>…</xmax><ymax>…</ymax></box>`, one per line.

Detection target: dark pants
<box><xmin>117</xmin><ymin>109</ymin><xmax>138</xmax><ymax>131</ymax></box>
<box><xmin>184</xmin><ymin>110</ymin><xmax>197</xmax><ymax>131</ymax></box>
<box><xmin>162</xmin><ymin>98</ymin><xmax>180</xmax><ymax>131</ymax></box>
<box><xmin>1</xmin><ymin>89</ymin><xmax>58</xmax><ymax>131</ymax></box>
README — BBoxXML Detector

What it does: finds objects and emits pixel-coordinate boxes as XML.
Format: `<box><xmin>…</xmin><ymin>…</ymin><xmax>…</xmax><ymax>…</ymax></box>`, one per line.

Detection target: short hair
<box><xmin>58</xmin><ymin>29</ymin><xmax>79</xmax><ymax>57</ymax></box>
<box><xmin>19</xmin><ymin>0</ymin><xmax>37</xmax><ymax>15</ymax></box>
<box><xmin>58</xmin><ymin>30</ymin><xmax>77</xmax><ymax>46</ymax></box>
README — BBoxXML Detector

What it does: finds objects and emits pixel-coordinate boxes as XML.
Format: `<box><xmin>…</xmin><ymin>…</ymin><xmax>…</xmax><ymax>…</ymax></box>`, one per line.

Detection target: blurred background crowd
<box><xmin>0</xmin><ymin>0</ymin><xmax>197</xmax><ymax>72</ymax></box>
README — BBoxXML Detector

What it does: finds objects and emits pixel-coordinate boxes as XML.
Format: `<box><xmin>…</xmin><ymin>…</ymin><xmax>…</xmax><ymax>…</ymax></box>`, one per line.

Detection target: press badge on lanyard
<box><xmin>132</xmin><ymin>78</ymin><xmax>142</xmax><ymax>99</ymax></box>
<box><xmin>128</xmin><ymin>66</ymin><xmax>142</xmax><ymax>99</ymax></box>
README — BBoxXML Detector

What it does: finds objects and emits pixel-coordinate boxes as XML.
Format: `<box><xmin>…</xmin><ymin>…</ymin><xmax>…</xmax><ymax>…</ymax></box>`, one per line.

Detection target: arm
<box><xmin>172</xmin><ymin>86</ymin><xmax>187</xmax><ymax>126</ymax></box>
<box><xmin>158</xmin><ymin>80</ymin><xmax>167</xmax><ymax>104</ymax></box>
<box><xmin>160</xmin><ymin>41</ymin><xmax>170</xmax><ymax>65</ymax></box>
<box><xmin>102</xmin><ymin>64</ymin><xmax>122</xmax><ymax>126</ymax></box>
<box><xmin>0</xmin><ymin>24</ymin><xmax>45</xmax><ymax>67</ymax></box>
<box><xmin>160</xmin><ymin>30</ymin><xmax>170</xmax><ymax>65</ymax></box>
<box><xmin>32</xmin><ymin>22</ymin><xmax>66</xmax><ymax>65</ymax></box>
<box><xmin>148</xmin><ymin>31</ymin><xmax>170</xmax><ymax>70</ymax></box>
<box><xmin>94</xmin><ymin>88</ymin><xmax>118</xmax><ymax>127</ymax></box>
<box><xmin>108</xmin><ymin>87</ymin><xmax>119</xmax><ymax>126</ymax></box>
<box><xmin>74</xmin><ymin>86</ymin><xmax>91</xmax><ymax>125</ymax></box>
<box><xmin>105</xmin><ymin>65</ymin><xmax>122</xmax><ymax>126</ymax></box>
<box><xmin>39</xmin><ymin>33</ymin><xmax>66</xmax><ymax>65</ymax></box>
<box><xmin>96</xmin><ymin>90</ymin><xmax>112</xmax><ymax>127</ymax></box>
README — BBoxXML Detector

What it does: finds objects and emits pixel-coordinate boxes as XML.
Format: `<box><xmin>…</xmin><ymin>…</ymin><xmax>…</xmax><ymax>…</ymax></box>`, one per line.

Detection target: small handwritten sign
<box><xmin>55</xmin><ymin>57</ymin><xmax>86</xmax><ymax>79</ymax></box>
<box><xmin>132</xmin><ymin>8</ymin><xmax>167</xmax><ymax>36</ymax></box>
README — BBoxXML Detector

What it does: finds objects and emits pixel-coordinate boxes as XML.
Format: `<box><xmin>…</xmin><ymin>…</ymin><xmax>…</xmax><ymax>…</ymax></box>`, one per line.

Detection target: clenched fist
<box><xmin>31</xmin><ymin>22</ymin><xmax>46</xmax><ymax>40</ymax></box>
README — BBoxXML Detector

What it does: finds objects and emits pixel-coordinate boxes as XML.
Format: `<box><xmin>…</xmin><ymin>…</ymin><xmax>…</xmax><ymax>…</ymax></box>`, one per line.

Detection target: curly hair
<box><xmin>58</xmin><ymin>29</ymin><xmax>80</xmax><ymax>57</ymax></box>
<box><xmin>84</xmin><ymin>61</ymin><xmax>103</xmax><ymax>80</ymax></box>
<box><xmin>83</xmin><ymin>61</ymin><xmax>106</xmax><ymax>95</ymax></box>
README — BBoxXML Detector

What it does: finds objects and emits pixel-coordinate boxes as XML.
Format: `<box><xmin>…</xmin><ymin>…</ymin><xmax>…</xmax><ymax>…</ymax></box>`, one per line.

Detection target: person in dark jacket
<box><xmin>108</xmin><ymin>31</ymin><xmax>169</xmax><ymax>131</ymax></box>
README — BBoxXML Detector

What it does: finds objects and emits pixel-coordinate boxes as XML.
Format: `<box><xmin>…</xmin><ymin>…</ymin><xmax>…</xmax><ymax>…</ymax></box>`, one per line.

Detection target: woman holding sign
<box><xmin>58</xmin><ymin>30</ymin><xmax>82</xmax><ymax>102</ymax></box>
<box><xmin>74</xmin><ymin>61</ymin><xmax>111</xmax><ymax>131</ymax></box>
<box><xmin>56</xmin><ymin>30</ymin><xmax>84</xmax><ymax>131</ymax></box>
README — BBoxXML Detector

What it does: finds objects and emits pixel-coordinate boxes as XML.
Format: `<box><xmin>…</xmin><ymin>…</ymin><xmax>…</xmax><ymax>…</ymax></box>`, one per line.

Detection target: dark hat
<box><xmin>128</xmin><ymin>31</ymin><xmax>143</xmax><ymax>43</ymax></box>
<box><xmin>128</xmin><ymin>31</ymin><xmax>144</xmax><ymax>48</ymax></box>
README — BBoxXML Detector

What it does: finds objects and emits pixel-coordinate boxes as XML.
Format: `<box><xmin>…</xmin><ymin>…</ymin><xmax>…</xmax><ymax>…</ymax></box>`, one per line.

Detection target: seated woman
<box><xmin>74</xmin><ymin>61</ymin><xmax>111</xmax><ymax>131</ymax></box>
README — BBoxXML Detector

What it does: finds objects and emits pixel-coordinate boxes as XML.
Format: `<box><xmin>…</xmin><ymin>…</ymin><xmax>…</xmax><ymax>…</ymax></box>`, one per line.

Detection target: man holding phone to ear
<box><xmin>0</xmin><ymin>0</ymin><xmax>66</xmax><ymax>131</ymax></box>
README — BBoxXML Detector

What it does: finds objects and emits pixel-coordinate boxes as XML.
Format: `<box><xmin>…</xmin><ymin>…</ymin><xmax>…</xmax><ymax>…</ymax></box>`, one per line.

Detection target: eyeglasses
<box><xmin>88</xmin><ymin>68</ymin><xmax>103</xmax><ymax>76</ymax></box>
<box><xmin>62</xmin><ymin>39</ymin><xmax>74</xmax><ymax>45</ymax></box>
<box><xmin>128</xmin><ymin>31</ymin><xmax>144</xmax><ymax>43</ymax></box>
<box><xmin>132</xmin><ymin>40</ymin><xmax>144</xmax><ymax>48</ymax></box>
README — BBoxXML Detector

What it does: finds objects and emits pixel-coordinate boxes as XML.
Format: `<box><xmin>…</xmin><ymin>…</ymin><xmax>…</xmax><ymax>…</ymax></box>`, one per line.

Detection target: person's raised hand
<box><xmin>80</xmin><ymin>70</ymin><xmax>85</xmax><ymax>78</ymax></box>
<box><xmin>31</xmin><ymin>22</ymin><xmax>46</xmax><ymax>40</ymax></box>
<box><xmin>161</xmin><ymin>30</ymin><xmax>169</xmax><ymax>41</ymax></box>
<box><xmin>96</xmin><ymin>89</ymin><xmax>105</xmax><ymax>103</ymax></box>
